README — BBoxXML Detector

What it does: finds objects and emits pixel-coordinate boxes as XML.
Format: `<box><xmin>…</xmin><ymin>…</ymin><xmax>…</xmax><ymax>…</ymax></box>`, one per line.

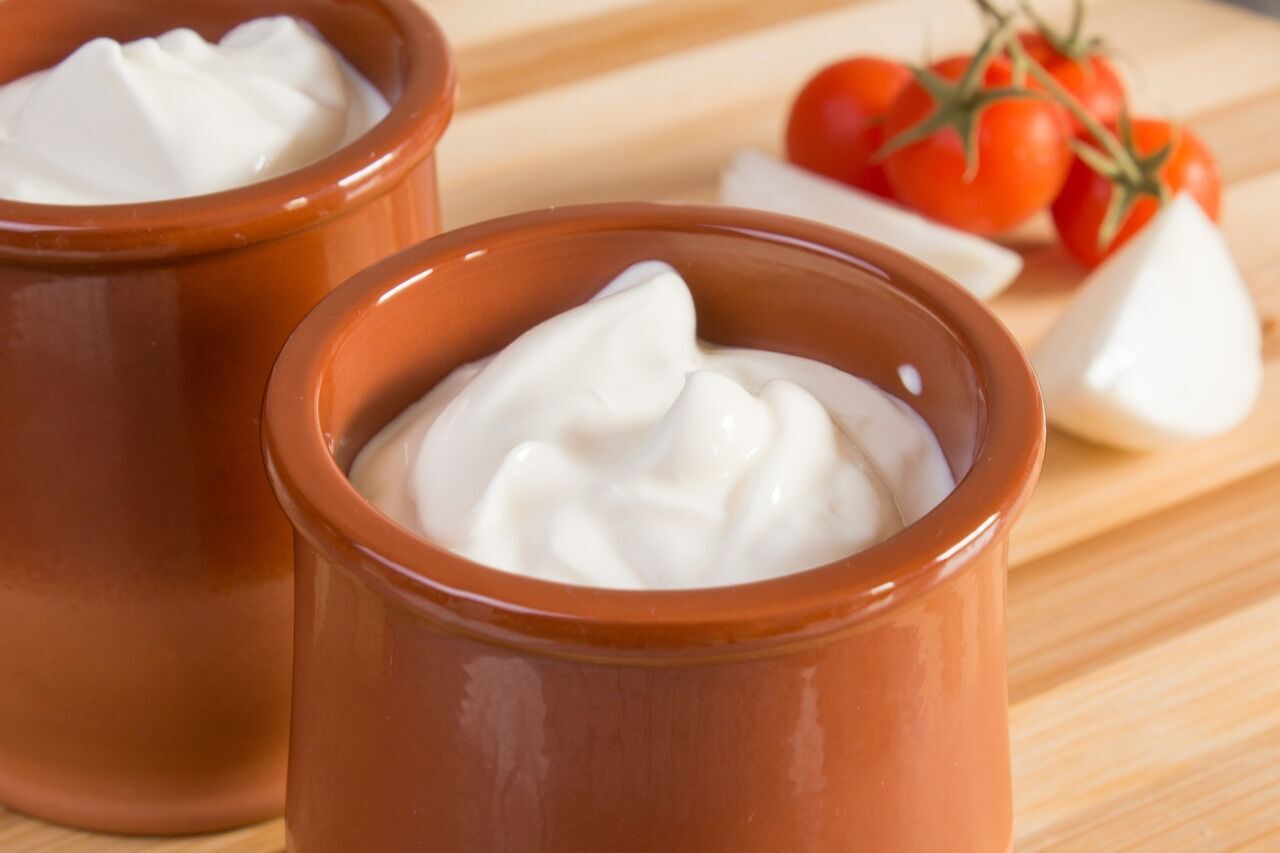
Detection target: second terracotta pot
<box><xmin>263</xmin><ymin>204</ymin><xmax>1045</xmax><ymax>852</ymax></box>
<box><xmin>0</xmin><ymin>0</ymin><xmax>453</xmax><ymax>835</ymax></box>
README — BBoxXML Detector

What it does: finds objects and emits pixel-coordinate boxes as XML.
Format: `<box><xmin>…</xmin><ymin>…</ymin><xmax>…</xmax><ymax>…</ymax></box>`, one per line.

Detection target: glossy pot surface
<box><xmin>0</xmin><ymin>0</ymin><xmax>454</xmax><ymax>834</ymax></box>
<box><xmin>263</xmin><ymin>204</ymin><xmax>1044</xmax><ymax>852</ymax></box>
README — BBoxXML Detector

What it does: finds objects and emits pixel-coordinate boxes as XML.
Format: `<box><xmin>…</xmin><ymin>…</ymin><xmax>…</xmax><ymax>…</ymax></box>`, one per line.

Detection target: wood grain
<box><xmin>420</xmin><ymin>0</ymin><xmax>655</xmax><ymax>52</ymax></box>
<box><xmin>5</xmin><ymin>0</ymin><xmax>1280</xmax><ymax>848</ymax></box>
<box><xmin>449</xmin><ymin>0</ymin><xmax>860</xmax><ymax>110</ymax></box>
<box><xmin>0</xmin><ymin>816</ymin><xmax>283</xmax><ymax>852</ymax></box>
<box><xmin>1008</xmin><ymin>467</ymin><xmax>1280</xmax><ymax>703</ymax></box>
<box><xmin>1019</xmin><ymin>725</ymin><xmax>1280</xmax><ymax>850</ymax></box>
<box><xmin>434</xmin><ymin>0</ymin><xmax>1098</xmax><ymax>227</ymax></box>
<box><xmin>1012</xmin><ymin>592</ymin><xmax>1280</xmax><ymax>842</ymax></box>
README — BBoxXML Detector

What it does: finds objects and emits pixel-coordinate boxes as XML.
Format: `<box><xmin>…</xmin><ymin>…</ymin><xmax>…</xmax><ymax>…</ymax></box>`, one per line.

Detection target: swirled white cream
<box><xmin>351</xmin><ymin>262</ymin><xmax>955</xmax><ymax>590</ymax></box>
<box><xmin>0</xmin><ymin>16</ymin><xmax>388</xmax><ymax>205</ymax></box>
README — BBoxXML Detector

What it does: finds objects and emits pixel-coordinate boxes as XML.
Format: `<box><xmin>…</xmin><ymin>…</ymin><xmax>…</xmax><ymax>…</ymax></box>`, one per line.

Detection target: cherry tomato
<box><xmin>1018</xmin><ymin>32</ymin><xmax>1126</xmax><ymax>134</ymax></box>
<box><xmin>882</xmin><ymin>55</ymin><xmax>1073</xmax><ymax>235</ymax></box>
<box><xmin>785</xmin><ymin>57</ymin><xmax>911</xmax><ymax>197</ymax></box>
<box><xmin>1052</xmin><ymin>118</ymin><xmax>1221</xmax><ymax>267</ymax></box>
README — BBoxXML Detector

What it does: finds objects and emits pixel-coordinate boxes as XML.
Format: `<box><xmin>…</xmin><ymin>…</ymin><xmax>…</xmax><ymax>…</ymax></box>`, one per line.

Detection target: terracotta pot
<box><xmin>0</xmin><ymin>0</ymin><xmax>453</xmax><ymax>835</ymax></box>
<box><xmin>263</xmin><ymin>204</ymin><xmax>1044</xmax><ymax>853</ymax></box>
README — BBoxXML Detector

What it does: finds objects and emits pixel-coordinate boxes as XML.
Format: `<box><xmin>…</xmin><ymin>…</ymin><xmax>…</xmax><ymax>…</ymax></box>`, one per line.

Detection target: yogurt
<box><xmin>351</xmin><ymin>262</ymin><xmax>956</xmax><ymax>590</ymax></box>
<box><xmin>0</xmin><ymin>16</ymin><xmax>388</xmax><ymax>205</ymax></box>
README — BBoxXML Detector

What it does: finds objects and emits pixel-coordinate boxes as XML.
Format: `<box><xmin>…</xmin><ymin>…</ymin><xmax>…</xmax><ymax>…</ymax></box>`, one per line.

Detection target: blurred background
<box><xmin>3</xmin><ymin>0</ymin><xmax>1278</xmax><ymax>849</ymax></box>
<box><xmin>1231</xmin><ymin>0</ymin><xmax>1280</xmax><ymax>12</ymax></box>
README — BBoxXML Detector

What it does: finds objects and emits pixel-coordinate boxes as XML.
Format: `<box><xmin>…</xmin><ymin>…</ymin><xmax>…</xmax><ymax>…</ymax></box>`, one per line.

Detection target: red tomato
<box><xmin>882</xmin><ymin>55</ymin><xmax>1073</xmax><ymax>235</ymax></box>
<box><xmin>785</xmin><ymin>57</ymin><xmax>911</xmax><ymax>197</ymax></box>
<box><xmin>1052</xmin><ymin>118</ymin><xmax>1221</xmax><ymax>267</ymax></box>
<box><xmin>1018</xmin><ymin>32</ymin><xmax>1126</xmax><ymax>134</ymax></box>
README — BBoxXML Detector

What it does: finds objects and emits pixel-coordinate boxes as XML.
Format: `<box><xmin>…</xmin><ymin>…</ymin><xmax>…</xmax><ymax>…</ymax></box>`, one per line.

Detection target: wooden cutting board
<box><xmin>3</xmin><ymin>0</ymin><xmax>1278</xmax><ymax>849</ymax></box>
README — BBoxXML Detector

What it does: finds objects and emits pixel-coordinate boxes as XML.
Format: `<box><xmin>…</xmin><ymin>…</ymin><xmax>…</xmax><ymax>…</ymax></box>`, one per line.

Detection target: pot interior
<box><xmin>318</xmin><ymin>225</ymin><xmax>987</xmax><ymax>485</ymax></box>
<box><xmin>0</xmin><ymin>0</ymin><xmax>409</xmax><ymax>100</ymax></box>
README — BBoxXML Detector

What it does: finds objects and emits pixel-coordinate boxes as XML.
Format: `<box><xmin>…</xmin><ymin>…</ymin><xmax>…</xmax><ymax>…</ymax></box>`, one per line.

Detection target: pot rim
<box><xmin>0</xmin><ymin>0</ymin><xmax>454</xmax><ymax>264</ymax></box>
<box><xmin>263</xmin><ymin>203</ymin><xmax>1045</xmax><ymax>659</ymax></box>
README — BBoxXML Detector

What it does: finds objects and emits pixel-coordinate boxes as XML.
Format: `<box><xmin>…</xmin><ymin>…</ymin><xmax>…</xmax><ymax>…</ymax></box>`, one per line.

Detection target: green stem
<box><xmin>957</xmin><ymin>13</ymin><xmax>1016</xmax><ymax>99</ymax></box>
<box><xmin>973</xmin><ymin>0</ymin><xmax>1007</xmax><ymax>24</ymax></box>
<box><xmin>1020</xmin><ymin>0</ymin><xmax>1087</xmax><ymax>55</ymax></box>
<box><xmin>1003</xmin><ymin>35</ymin><xmax>1142</xmax><ymax>183</ymax></box>
<box><xmin>968</xmin><ymin>0</ymin><xmax>1167</xmax><ymax>250</ymax></box>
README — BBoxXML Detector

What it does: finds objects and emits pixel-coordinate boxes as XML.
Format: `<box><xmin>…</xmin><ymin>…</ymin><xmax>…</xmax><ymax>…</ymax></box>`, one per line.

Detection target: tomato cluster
<box><xmin>783</xmin><ymin>16</ymin><xmax>1220</xmax><ymax>268</ymax></box>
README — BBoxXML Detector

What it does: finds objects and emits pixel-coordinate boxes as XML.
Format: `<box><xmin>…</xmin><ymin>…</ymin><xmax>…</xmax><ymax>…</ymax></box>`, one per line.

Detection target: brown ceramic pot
<box><xmin>263</xmin><ymin>204</ymin><xmax>1044</xmax><ymax>853</ymax></box>
<box><xmin>0</xmin><ymin>0</ymin><xmax>453</xmax><ymax>835</ymax></box>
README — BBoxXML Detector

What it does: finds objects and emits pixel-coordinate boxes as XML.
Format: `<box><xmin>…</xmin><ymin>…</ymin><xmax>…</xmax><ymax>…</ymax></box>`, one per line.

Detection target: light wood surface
<box><xmin>3</xmin><ymin>0</ymin><xmax>1278</xmax><ymax>849</ymax></box>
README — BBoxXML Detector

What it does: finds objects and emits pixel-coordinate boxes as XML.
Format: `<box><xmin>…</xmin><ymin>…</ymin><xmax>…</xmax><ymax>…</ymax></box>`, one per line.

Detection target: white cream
<box><xmin>0</xmin><ymin>16</ymin><xmax>389</xmax><ymax>205</ymax></box>
<box><xmin>351</xmin><ymin>262</ymin><xmax>955</xmax><ymax>590</ymax></box>
<box><xmin>720</xmin><ymin>150</ymin><xmax>1024</xmax><ymax>301</ymax></box>
<box><xmin>1033</xmin><ymin>194</ymin><xmax>1262</xmax><ymax>451</ymax></box>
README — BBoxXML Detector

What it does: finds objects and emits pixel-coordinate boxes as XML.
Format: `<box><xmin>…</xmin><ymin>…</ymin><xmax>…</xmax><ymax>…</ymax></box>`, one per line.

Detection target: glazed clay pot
<box><xmin>263</xmin><ymin>204</ymin><xmax>1044</xmax><ymax>853</ymax></box>
<box><xmin>0</xmin><ymin>0</ymin><xmax>453</xmax><ymax>835</ymax></box>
